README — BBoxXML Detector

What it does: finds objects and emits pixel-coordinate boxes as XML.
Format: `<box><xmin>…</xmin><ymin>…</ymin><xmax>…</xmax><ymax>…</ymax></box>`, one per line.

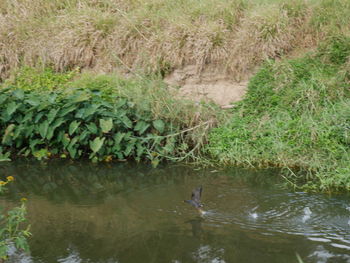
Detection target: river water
<box><xmin>1</xmin><ymin>161</ymin><xmax>349</xmax><ymax>263</ymax></box>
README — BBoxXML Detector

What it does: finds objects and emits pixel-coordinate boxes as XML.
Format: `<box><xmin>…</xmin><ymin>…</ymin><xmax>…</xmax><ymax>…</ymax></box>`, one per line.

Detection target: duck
<box><xmin>184</xmin><ymin>186</ymin><xmax>204</xmax><ymax>214</ymax></box>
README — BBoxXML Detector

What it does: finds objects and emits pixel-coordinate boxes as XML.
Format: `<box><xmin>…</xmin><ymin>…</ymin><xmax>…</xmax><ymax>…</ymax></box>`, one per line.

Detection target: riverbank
<box><xmin>207</xmin><ymin>36</ymin><xmax>350</xmax><ymax>192</ymax></box>
<box><xmin>0</xmin><ymin>0</ymin><xmax>350</xmax><ymax>192</ymax></box>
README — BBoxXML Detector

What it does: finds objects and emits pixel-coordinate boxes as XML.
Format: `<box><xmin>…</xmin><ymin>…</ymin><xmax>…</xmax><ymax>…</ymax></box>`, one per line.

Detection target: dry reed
<box><xmin>1</xmin><ymin>0</ymin><xmax>350</xmax><ymax>80</ymax></box>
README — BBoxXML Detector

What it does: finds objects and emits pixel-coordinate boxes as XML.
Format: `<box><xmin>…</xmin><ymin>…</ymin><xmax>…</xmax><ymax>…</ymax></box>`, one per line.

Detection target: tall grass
<box><xmin>207</xmin><ymin>36</ymin><xmax>350</xmax><ymax>192</ymax></box>
<box><xmin>1</xmin><ymin>0</ymin><xmax>350</xmax><ymax>80</ymax></box>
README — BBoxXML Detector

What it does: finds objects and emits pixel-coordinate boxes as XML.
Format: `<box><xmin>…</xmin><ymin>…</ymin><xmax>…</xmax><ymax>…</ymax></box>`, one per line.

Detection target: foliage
<box><xmin>0</xmin><ymin>177</ymin><xmax>30</xmax><ymax>260</ymax></box>
<box><xmin>5</xmin><ymin>67</ymin><xmax>77</xmax><ymax>92</ymax></box>
<box><xmin>207</xmin><ymin>36</ymin><xmax>350</xmax><ymax>192</ymax></box>
<box><xmin>0</xmin><ymin>70</ymin><xmax>216</xmax><ymax>163</ymax></box>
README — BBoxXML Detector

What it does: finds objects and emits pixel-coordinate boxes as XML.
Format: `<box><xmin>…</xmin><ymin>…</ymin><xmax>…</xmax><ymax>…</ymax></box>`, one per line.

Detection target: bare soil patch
<box><xmin>164</xmin><ymin>65</ymin><xmax>248</xmax><ymax>107</ymax></box>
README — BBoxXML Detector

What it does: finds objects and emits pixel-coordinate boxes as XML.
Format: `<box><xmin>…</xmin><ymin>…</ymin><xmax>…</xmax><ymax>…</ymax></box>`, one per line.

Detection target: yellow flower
<box><xmin>6</xmin><ymin>176</ymin><xmax>14</xmax><ymax>182</ymax></box>
<box><xmin>0</xmin><ymin>181</ymin><xmax>7</xmax><ymax>186</ymax></box>
<box><xmin>20</xmin><ymin>197</ymin><xmax>27</xmax><ymax>202</ymax></box>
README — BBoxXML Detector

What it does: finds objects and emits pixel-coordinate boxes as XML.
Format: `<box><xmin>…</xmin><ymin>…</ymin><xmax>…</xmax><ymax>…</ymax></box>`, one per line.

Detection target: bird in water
<box><xmin>184</xmin><ymin>186</ymin><xmax>205</xmax><ymax>214</ymax></box>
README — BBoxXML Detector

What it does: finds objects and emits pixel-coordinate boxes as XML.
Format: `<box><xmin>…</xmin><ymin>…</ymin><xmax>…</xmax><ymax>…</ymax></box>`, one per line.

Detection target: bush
<box><xmin>0</xmin><ymin>69</ymin><xmax>217</xmax><ymax>163</ymax></box>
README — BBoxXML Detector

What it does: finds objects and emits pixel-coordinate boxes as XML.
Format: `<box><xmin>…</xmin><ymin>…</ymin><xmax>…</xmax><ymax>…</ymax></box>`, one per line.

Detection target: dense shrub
<box><xmin>0</xmin><ymin>86</ymin><xmax>178</xmax><ymax>162</ymax></box>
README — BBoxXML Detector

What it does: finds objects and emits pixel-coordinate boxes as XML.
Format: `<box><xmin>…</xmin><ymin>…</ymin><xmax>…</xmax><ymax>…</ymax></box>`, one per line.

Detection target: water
<box><xmin>1</xmin><ymin>161</ymin><xmax>350</xmax><ymax>263</ymax></box>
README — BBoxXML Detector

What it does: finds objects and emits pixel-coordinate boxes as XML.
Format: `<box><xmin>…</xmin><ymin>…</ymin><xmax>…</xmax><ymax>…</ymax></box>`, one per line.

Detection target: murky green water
<box><xmin>1</xmin><ymin>161</ymin><xmax>350</xmax><ymax>263</ymax></box>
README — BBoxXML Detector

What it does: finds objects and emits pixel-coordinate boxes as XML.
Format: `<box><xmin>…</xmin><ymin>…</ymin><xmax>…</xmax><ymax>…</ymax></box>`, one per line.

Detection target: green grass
<box><xmin>207</xmin><ymin>36</ymin><xmax>350</xmax><ymax>192</ymax></box>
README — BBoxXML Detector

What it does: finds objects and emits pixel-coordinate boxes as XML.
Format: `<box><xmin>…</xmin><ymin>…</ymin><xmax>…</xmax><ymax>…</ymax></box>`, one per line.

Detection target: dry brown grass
<box><xmin>1</xmin><ymin>0</ymin><xmax>350</xmax><ymax>80</ymax></box>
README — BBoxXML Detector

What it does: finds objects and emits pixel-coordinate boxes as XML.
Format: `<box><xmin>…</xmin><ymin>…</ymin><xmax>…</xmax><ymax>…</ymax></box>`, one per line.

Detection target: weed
<box><xmin>0</xmin><ymin>177</ymin><xmax>30</xmax><ymax>260</ymax></box>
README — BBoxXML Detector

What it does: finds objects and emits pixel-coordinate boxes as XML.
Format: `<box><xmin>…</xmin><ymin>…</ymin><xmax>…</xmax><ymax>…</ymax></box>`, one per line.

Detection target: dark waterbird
<box><xmin>184</xmin><ymin>186</ymin><xmax>204</xmax><ymax>214</ymax></box>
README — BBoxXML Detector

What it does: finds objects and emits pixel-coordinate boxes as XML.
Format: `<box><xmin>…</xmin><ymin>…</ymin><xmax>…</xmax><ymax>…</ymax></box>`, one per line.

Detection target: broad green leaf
<box><xmin>47</xmin><ymin>108</ymin><xmax>59</xmax><ymax>124</ymax></box>
<box><xmin>57</xmin><ymin>130</ymin><xmax>64</xmax><ymax>142</ymax></box>
<box><xmin>14</xmin><ymin>114</ymin><xmax>23</xmax><ymax>123</ymax></box>
<box><xmin>86</xmin><ymin>122</ymin><xmax>98</xmax><ymax>134</ymax></box>
<box><xmin>69</xmin><ymin>121</ymin><xmax>81</xmax><ymax>135</ymax></box>
<box><xmin>136</xmin><ymin>142</ymin><xmax>145</xmax><ymax>158</ymax></box>
<box><xmin>48</xmin><ymin>93</ymin><xmax>57</xmax><ymax>104</ymax></box>
<box><xmin>100</xmin><ymin>118</ymin><xmax>113</xmax><ymax>133</ymax></box>
<box><xmin>68</xmin><ymin>136</ymin><xmax>79</xmax><ymax>148</ymax></box>
<box><xmin>51</xmin><ymin>118</ymin><xmax>66</xmax><ymax>129</ymax></box>
<box><xmin>22</xmin><ymin>111</ymin><xmax>33</xmax><ymax>123</ymax></box>
<box><xmin>61</xmin><ymin>134</ymin><xmax>70</xmax><ymax>148</ymax></box>
<box><xmin>0</xmin><ymin>94</ymin><xmax>8</xmax><ymax>105</ymax></box>
<box><xmin>47</xmin><ymin>118</ymin><xmax>65</xmax><ymax>140</ymax></box>
<box><xmin>122</xmin><ymin>116</ymin><xmax>133</xmax><ymax>128</ymax></box>
<box><xmin>46</xmin><ymin>126</ymin><xmax>55</xmax><ymax>140</ymax></box>
<box><xmin>39</xmin><ymin>120</ymin><xmax>49</xmax><ymax>139</ymax></box>
<box><xmin>13</xmin><ymin>89</ymin><xmax>24</xmax><ymax>99</ymax></box>
<box><xmin>34</xmin><ymin>112</ymin><xmax>44</xmax><ymax>123</ymax></box>
<box><xmin>2</xmin><ymin>124</ymin><xmax>15</xmax><ymax>144</ymax></box>
<box><xmin>153</xmin><ymin>119</ymin><xmax>165</xmax><ymax>133</ymax></box>
<box><xmin>25</xmin><ymin>96</ymin><xmax>40</xmax><ymax>106</ymax></box>
<box><xmin>6</xmin><ymin>102</ymin><xmax>18</xmax><ymax>116</ymax></box>
<box><xmin>124</xmin><ymin>144</ymin><xmax>134</xmax><ymax>156</ymax></box>
<box><xmin>13</xmin><ymin>124</ymin><xmax>23</xmax><ymax>139</ymax></box>
<box><xmin>113</xmin><ymin>132</ymin><xmax>125</xmax><ymax>145</ymax></box>
<box><xmin>134</xmin><ymin>121</ymin><xmax>150</xmax><ymax>135</ymax></box>
<box><xmin>70</xmin><ymin>147</ymin><xmax>78</xmax><ymax>158</ymax></box>
<box><xmin>115</xmin><ymin>99</ymin><xmax>127</xmax><ymax>108</ymax></box>
<box><xmin>89</xmin><ymin>137</ymin><xmax>105</xmax><ymax>153</ymax></box>
<box><xmin>59</xmin><ymin>105</ymin><xmax>76</xmax><ymax>117</ymax></box>
<box><xmin>83</xmin><ymin>104</ymin><xmax>100</xmax><ymax>118</ymax></box>
<box><xmin>24</xmin><ymin>125</ymin><xmax>35</xmax><ymax>138</ymax></box>
<box><xmin>79</xmin><ymin>130</ymin><xmax>90</xmax><ymax>142</ymax></box>
<box><xmin>75</xmin><ymin>108</ymin><xmax>85</xmax><ymax>118</ymax></box>
<box><xmin>115</xmin><ymin>151</ymin><xmax>124</xmax><ymax>159</ymax></box>
<box><xmin>67</xmin><ymin>144</ymin><xmax>77</xmax><ymax>159</ymax></box>
<box><xmin>37</xmin><ymin>101</ymin><xmax>50</xmax><ymax>111</ymax></box>
<box><xmin>124</xmin><ymin>138</ymin><xmax>136</xmax><ymax>156</ymax></box>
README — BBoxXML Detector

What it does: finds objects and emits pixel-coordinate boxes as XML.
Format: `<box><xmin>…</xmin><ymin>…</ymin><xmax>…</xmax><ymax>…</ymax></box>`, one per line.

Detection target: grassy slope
<box><xmin>1</xmin><ymin>0</ymin><xmax>350</xmax><ymax>80</ymax></box>
<box><xmin>207</xmin><ymin>36</ymin><xmax>350</xmax><ymax>192</ymax></box>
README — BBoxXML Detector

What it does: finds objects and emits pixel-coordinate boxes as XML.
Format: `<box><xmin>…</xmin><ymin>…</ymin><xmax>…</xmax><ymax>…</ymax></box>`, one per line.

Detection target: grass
<box><xmin>207</xmin><ymin>36</ymin><xmax>350</xmax><ymax>192</ymax></box>
<box><xmin>1</xmin><ymin>0</ymin><xmax>350</xmax><ymax>80</ymax></box>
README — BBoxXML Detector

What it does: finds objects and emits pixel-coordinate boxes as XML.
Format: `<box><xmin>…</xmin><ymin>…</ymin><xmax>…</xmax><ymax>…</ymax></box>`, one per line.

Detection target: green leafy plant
<box><xmin>0</xmin><ymin>176</ymin><xmax>31</xmax><ymax>260</ymax></box>
<box><xmin>0</xmin><ymin>69</ymin><xmax>217</xmax><ymax>163</ymax></box>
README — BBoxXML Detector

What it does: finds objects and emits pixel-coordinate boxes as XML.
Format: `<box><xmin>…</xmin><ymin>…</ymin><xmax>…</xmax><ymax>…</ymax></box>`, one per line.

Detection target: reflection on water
<box><xmin>0</xmin><ymin>160</ymin><xmax>350</xmax><ymax>263</ymax></box>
